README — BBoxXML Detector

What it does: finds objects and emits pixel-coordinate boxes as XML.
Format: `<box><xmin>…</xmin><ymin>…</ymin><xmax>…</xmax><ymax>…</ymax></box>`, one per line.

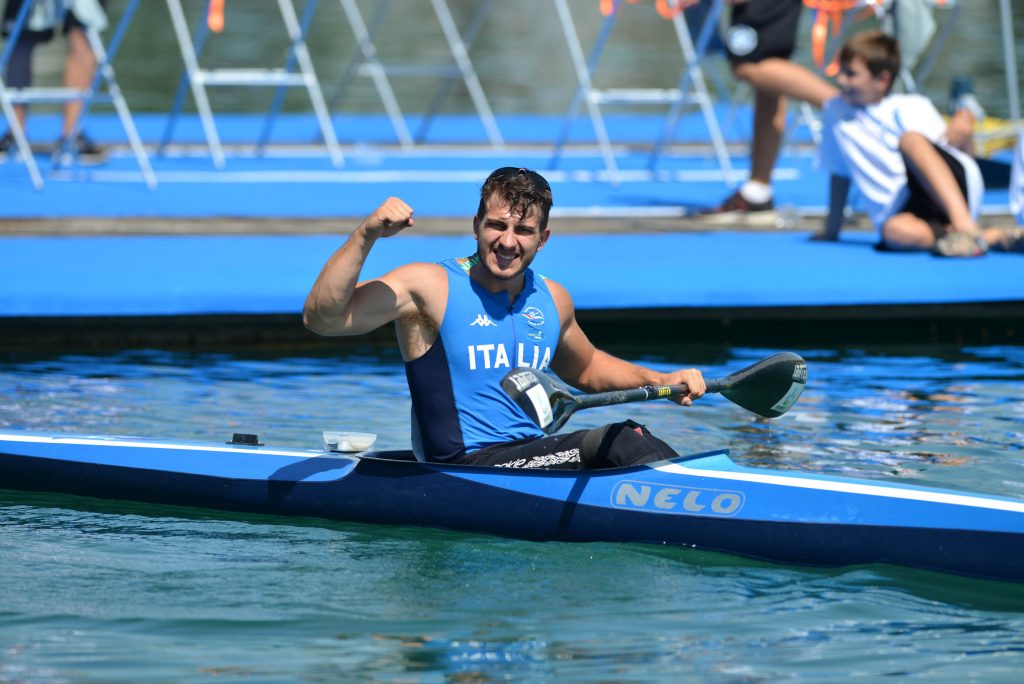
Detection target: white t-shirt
<box><xmin>820</xmin><ymin>93</ymin><xmax>983</xmax><ymax>229</ymax></box>
<box><xmin>1011</xmin><ymin>134</ymin><xmax>1024</xmax><ymax>226</ymax></box>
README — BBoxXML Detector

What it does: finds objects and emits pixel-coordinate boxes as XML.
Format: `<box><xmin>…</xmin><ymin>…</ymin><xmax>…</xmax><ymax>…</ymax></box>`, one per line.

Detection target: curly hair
<box><xmin>476</xmin><ymin>167</ymin><xmax>553</xmax><ymax>230</ymax></box>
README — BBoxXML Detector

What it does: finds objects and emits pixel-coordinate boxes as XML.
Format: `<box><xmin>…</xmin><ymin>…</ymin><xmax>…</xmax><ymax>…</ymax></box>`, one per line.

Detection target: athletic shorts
<box><xmin>1</xmin><ymin>0</ymin><xmax>103</xmax><ymax>40</ymax></box>
<box><xmin>456</xmin><ymin>420</ymin><xmax>679</xmax><ymax>470</ymax></box>
<box><xmin>725</xmin><ymin>0</ymin><xmax>804</xmax><ymax>64</ymax></box>
<box><xmin>897</xmin><ymin>141</ymin><xmax>969</xmax><ymax>240</ymax></box>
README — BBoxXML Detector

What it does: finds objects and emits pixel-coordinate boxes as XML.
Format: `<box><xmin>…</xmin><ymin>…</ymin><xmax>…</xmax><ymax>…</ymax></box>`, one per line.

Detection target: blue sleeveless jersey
<box><xmin>405</xmin><ymin>256</ymin><xmax>560</xmax><ymax>462</ymax></box>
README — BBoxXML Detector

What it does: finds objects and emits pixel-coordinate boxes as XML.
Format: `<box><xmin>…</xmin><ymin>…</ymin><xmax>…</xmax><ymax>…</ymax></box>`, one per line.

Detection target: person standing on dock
<box><xmin>304</xmin><ymin>167</ymin><xmax>707</xmax><ymax>469</ymax></box>
<box><xmin>812</xmin><ymin>30</ymin><xmax>1023</xmax><ymax>256</ymax></box>
<box><xmin>0</xmin><ymin>0</ymin><xmax>107</xmax><ymax>163</ymax></box>
<box><xmin>695</xmin><ymin>0</ymin><xmax>837</xmax><ymax>224</ymax></box>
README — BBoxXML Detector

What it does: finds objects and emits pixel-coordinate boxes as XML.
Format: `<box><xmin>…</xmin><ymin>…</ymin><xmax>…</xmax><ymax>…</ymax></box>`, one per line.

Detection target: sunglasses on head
<box><xmin>485</xmin><ymin>167</ymin><xmax>551</xmax><ymax>192</ymax></box>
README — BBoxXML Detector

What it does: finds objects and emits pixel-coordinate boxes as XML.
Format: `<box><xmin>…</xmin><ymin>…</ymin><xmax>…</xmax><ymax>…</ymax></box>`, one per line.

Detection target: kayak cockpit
<box><xmin>353</xmin><ymin>448</ymin><xmax>733</xmax><ymax>471</ymax></box>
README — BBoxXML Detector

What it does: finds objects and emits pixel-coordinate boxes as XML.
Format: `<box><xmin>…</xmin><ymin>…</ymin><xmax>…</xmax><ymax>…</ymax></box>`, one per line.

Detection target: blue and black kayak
<box><xmin>1</xmin><ymin>428</ymin><xmax>1023</xmax><ymax>583</ymax></box>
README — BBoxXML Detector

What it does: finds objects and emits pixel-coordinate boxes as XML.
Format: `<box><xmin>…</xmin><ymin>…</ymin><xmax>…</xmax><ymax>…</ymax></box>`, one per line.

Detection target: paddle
<box><xmin>501</xmin><ymin>352</ymin><xmax>807</xmax><ymax>434</ymax></box>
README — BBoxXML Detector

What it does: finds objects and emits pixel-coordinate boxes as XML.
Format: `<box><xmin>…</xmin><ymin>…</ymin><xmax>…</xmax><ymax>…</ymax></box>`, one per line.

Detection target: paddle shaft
<box><xmin>503</xmin><ymin>351</ymin><xmax>806</xmax><ymax>431</ymax></box>
<box><xmin>573</xmin><ymin>378</ymin><xmax>726</xmax><ymax>411</ymax></box>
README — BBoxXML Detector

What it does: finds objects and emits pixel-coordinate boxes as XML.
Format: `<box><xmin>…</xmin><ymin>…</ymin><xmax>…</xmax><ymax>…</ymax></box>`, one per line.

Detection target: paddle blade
<box><xmin>501</xmin><ymin>368</ymin><xmax>578</xmax><ymax>434</ymax></box>
<box><xmin>718</xmin><ymin>352</ymin><xmax>807</xmax><ymax>418</ymax></box>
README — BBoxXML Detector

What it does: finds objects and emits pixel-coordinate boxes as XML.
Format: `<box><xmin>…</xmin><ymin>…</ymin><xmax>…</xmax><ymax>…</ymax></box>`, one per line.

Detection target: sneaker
<box><xmin>52</xmin><ymin>132</ymin><xmax>108</xmax><ymax>166</ymax></box>
<box><xmin>952</xmin><ymin>93</ymin><xmax>986</xmax><ymax>122</ymax></box>
<box><xmin>991</xmin><ymin>226</ymin><xmax>1024</xmax><ymax>253</ymax></box>
<box><xmin>0</xmin><ymin>131</ymin><xmax>13</xmax><ymax>161</ymax></box>
<box><xmin>696</xmin><ymin>190</ymin><xmax>777</xmax><ymax>226</ymax></box>
<box><xmin>948</xmin><ymin>75</ymin><xmax>986</xmax><ymax>121</ymax></box>
<box><xmin>932</xmin><ymin>231</ymin><xmax>988</xmax><ymax>257</ymax></box>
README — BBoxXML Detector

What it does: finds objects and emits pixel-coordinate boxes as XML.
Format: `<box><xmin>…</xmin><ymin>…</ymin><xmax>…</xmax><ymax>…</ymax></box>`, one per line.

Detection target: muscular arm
<box><xmin>546</xmin><ymin>279</ymin><xmax>706</xmax><ymax>405</ymax></box>
<box><xmin>303</xmin><ymin>197</ymin><xmax>435</xmax><ymax>337</ymax></box>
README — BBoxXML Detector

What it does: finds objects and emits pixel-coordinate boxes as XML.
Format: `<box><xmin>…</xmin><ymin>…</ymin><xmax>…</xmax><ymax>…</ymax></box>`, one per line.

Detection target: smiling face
<box><xmin>472</xmin><ymin>193</ymin><xmax>549</xmax><ymax>289</ymax></box>
<box><xmin>837</xmin><ymin>57</ymin><xmax>893</xmax><ymax>107</ymax></box>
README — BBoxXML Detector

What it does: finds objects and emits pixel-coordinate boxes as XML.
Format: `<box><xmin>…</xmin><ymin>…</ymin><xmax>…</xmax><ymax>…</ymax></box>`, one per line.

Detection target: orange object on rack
<box><xmin>803</xmin><ymin>0</ymin><xmax>872</xmax><ymax>76</ymax></box>
<box><xmin>654</xmin><ymin>0</ymin><xmax>684</xmax><ymax>19</ymax></box>
<box><xmin>208</xmin><ymin>0</ymin><xmax>225</xmax><ymax>33</ymax></box>
<box><xmin>599</xmin><ymin>0</ymin><xmax>683</xmax><ymax>20</ymax></box>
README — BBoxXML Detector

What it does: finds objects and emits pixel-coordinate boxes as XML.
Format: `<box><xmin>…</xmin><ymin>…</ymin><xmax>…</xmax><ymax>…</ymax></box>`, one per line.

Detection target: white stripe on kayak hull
<box><xmin>660</xmin><ymin>462</ymin><xmax>1024</xmax><ymax>514</ymax></box>
<box><xmin>0</xmin><ymin>432</ymin><xmax>330</xmax><ymax>461</ymax></box>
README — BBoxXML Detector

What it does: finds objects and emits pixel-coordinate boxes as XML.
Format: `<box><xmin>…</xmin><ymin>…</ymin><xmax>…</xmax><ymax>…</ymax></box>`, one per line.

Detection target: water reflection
<box><xmin>2</xmin><ymin>413</ymin><xmax>1024</xmax><ymax>682</ymax></box>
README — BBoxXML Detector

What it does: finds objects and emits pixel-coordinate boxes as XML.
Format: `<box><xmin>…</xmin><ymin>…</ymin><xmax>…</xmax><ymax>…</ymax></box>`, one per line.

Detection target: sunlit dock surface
<box><xmin>1</xmin><ymin>112</ymin><xmax>1020</xmax><ymax>349</ymax></box>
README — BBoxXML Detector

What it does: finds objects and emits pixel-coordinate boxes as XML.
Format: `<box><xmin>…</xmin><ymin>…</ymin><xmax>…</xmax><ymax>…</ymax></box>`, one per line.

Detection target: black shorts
<box><xmin>899</xmin><ymin>141</ymin><xmax>969</xmax><ymax>237</ymax></box>
<box><xmin>1</xmin><ymin>0</ymin><xmax>103</xmax><ymax>40</ymax></box>
<box><xmin>726</xmin><ymin>0</ymin><xmax>804</xmax><ymax>64</ymax></box>
<box><xmin>457</xmin><ymin>420</ymin><xmax>679</xmax><ymax>470</ymax></box>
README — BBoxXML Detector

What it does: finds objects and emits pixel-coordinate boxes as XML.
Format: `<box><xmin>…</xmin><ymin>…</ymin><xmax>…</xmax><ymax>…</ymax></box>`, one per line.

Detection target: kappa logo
<box><xmin>470</xmin><ymin>314</ymin><xmax>497</xmax><ymax>327</ymax></box>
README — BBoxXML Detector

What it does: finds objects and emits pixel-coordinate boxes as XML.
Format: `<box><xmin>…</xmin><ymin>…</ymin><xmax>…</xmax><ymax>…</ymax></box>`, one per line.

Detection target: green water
<box><xmin>1</xmin><ymin>345</ymin><xmax>1024</xmax><ymax>681</ymax></box>
<box><xmin>22</xmin><ymin>1</ymin><xmax>1024</xmax><ymax>120</ymax></box>
<box><xmin>3</xmin><ymin>506</ymin><xmax>1024</xmax><ymax>681</ymax></box>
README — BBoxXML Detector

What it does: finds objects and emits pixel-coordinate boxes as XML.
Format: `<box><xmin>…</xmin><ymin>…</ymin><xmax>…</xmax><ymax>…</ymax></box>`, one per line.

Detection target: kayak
<box><xmin>2</xmin><ymin>428</ymin><xmax>1023</xmax><ymax>583</ymax></box>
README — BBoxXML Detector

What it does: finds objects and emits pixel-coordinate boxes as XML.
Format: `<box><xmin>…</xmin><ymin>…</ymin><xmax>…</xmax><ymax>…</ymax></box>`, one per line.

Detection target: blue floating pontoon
<box><xmin>1</xmin><ymin>232</ymin><xmax>1022</xmax><ymax>319</ymax></box>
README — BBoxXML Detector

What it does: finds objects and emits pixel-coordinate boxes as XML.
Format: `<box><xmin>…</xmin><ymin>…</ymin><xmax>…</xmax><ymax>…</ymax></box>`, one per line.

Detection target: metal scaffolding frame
<box><xmin>0</xmin><ymin>0</ymin><xmax>155</xmax><ymax>189</ymax></box>
<box><xmin>160</xmin><ymin>0</ymin><xmax>342</xmax><ymax>168</ymax></box>
<box><xmin>550</xmin><ymin>0</ymin><xmax>733</xmax><ymax>186</ymax></box>
<box><xmin>331</xmin><ymin>0</ymin><xmax>502</xmax><ymax>148</ymax></box>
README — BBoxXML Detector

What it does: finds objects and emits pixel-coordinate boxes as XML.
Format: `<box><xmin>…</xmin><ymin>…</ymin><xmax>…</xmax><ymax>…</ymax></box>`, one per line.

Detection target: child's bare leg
<box><xmin>882</xmin><ymin>213</ymin><xmax>937</xmax><ymax>250</ymax></box>
<box><xmin>981</xmin><ymin>225</ymin><xmax>1024</xmax><ymax>249</ymax></box>
<box><xmin>899</xmin><ymin>131</ymin><xmax>978</xmax><ymax>235</ymax></box>
<box><xmin>945</xmin><ymin>109</ymin><xmax>977</xmax><ymax>156</ymax></box>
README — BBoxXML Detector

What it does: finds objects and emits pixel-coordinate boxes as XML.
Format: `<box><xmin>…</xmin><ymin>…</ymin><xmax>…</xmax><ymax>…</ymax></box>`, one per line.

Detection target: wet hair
<box><xmin>476</xmin><ymin>167</ymin><xmax>553</xmax><ymax>230</ymax></box>
<box><xmin>839</xmin><ymin>30</ymin><xmax>901</xmax><ymax>93</ymax></box>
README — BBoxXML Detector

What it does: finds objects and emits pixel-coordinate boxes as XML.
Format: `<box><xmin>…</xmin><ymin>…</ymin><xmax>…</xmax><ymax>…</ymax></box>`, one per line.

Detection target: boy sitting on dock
<box><xmin>813</xmin><ymin>30</ymin><xmax>1022</xmax><ymax>256</ymax></box>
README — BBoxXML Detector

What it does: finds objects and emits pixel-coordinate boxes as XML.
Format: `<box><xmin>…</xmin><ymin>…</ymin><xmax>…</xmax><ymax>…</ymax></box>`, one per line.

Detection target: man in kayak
<box><xmin>304</xmin><ymin>167</ymin><xmax>706</xmax><ymax>469</ymax></box>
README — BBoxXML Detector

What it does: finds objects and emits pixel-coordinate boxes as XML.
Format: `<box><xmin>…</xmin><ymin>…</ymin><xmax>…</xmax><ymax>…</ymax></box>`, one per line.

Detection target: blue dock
<box><xmin>1</xmin><ymin>113</ymin><xmax>1021</xmax><ymax>348</ymax></box>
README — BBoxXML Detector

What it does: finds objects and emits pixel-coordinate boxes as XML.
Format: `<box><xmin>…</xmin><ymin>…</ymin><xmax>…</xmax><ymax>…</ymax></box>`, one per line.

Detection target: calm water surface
<box><xmin>2</xmin><ymin>344</ymin><xmax>1024</xmax><ymax>681</ymax></box>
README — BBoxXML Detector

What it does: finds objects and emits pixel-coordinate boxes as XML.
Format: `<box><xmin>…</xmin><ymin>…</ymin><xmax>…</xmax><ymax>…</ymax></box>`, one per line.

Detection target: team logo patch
<box><xmin>525</xmin><ymin>328</ymin><xmax>544</xmax><ymax>342</ymax></box>
<box><xmin>726</xmin><ymin>24</ymin><xmax>758</xmax><ymax>57</ymax></box>
<box><xmin>521</xmin><ymin>307</ymin><xmax>545</xmax><ymax>328</ymax></box>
